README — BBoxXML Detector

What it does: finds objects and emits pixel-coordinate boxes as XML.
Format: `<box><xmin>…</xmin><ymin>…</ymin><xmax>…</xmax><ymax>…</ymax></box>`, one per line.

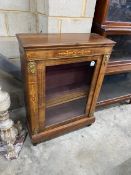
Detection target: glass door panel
<box><xmin>107</xmin><ymin>0</ymin><xmax>131</xmax><ymax>22</ymax></box>
<box><xmin>108</xmin><ymin>35</ymin><xmax>131</xmax><ymax>61</ymax></box>
<box><xmin>45</xmin><ymin>60</ymin><xmax>96</xmax><ymax>127</ymax></box>
<box><xmin>98</xmin><ymin>72</ymin><xmax>131</xmax><ymax>102</ymax></box>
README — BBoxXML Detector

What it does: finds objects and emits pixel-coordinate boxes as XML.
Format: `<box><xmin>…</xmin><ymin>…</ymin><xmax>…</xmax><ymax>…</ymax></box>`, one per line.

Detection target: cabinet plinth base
<box><xmin>29</xmin><ymin>116</ymin><xmax>95</xmax><ymax>144</ymax></box>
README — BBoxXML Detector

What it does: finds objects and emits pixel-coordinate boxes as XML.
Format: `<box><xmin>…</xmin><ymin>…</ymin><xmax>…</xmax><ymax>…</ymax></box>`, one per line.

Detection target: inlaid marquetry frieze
<box><xmin>58</xmin><ymin>49</ymin><xmax>91</xmax><ymax>57</ymax></box>
<box><xmin>26</xmin><ymin>47</ymin><xmax>112</xmax><ymax>60</ymax></box>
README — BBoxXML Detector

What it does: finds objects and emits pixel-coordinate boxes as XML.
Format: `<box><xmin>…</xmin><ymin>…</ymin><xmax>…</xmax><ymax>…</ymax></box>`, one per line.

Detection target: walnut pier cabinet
<box><xmin>17</xmin><ymin>33</ymin><xmax>115</xmax><ymax>144</ymax></box>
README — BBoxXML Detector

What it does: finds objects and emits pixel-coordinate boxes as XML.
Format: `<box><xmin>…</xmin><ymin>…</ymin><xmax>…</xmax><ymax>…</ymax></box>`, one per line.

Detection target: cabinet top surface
<box><xmin>16</xmin><ymin>33</ymin><xmax>115</xmax><ymax>49</ymax></box>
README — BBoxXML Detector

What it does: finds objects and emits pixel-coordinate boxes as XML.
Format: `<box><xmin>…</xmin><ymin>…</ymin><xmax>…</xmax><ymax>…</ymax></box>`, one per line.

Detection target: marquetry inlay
<box><xmin>58</xmin><ymin>49</ymin><xmax>91</xmax><ymax>57</ymax></box>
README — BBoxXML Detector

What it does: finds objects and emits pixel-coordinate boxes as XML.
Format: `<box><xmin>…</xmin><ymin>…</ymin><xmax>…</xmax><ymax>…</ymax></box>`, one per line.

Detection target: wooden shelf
<box><xmin>46</xmin><ymin>62</ymin><xmax>93</xmax><ymax>108</ymax></box>
<box><xmin>106</xmin><ymin>60</ymin><xmax>131</xmax><ymax>75</ymax></box>
<box><xmin>45</xmin><ymin>98</ymin><xmax>87</xmax><ymax>127</ymax></box>
<box><xmin>97</xmin><ymin>73</ymin><xmax>131</xmax><ymax>106</ymax></box>
<box><xmin>46</xmin><ymin>84</ymin><xmax>88</xmax><ymax>108</ymax></box>
<box><xmin>97</xmin><ymin>94</ymin><xmax>131</xmax><ymax>107</ymax></box>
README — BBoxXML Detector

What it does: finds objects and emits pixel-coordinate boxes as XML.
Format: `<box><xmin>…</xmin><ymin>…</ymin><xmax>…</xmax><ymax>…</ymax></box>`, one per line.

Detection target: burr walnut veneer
<box><xmin>17</xmin><ymin>33</ymin><xmax>114</xmax><ymax>144</ymax></box>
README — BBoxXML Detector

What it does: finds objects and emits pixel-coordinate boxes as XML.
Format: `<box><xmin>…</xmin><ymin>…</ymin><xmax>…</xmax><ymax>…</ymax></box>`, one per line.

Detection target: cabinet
<box><xmin>92</xmin><ymin>0</ymin><xmax>131</xmax><ymax>106</ymax></box>
<box><xmin>17</xmin><ymin>33</ymin><xmax>114</xmax><ymax>144</ymax></box>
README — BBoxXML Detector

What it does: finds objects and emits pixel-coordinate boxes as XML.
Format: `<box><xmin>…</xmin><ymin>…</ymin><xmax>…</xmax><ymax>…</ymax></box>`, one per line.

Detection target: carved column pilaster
<box><xmin>0</xmin><ymin>86</ymin><xmax>22</xmax><ymax>159</ymax></box>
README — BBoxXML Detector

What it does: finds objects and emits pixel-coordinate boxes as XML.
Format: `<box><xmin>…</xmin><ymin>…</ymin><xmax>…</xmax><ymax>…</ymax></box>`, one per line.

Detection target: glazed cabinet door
<box><xmin>25</xmin><ymin>54</ymin><xmax>109</xmax><ymax>134</ymax></box>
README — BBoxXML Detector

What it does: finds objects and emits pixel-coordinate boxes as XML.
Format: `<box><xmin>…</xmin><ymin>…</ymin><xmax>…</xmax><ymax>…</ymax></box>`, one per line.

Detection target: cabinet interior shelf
<box><xmin>97</xmin><ymin>94</ymin><xmax>131</xmax><ymax>107</ymax></box>
<box><xmin>46</xmin><ymin>84</ymin><xmax>88</xmax><ymax>108</ymax></box>
<box><xmin>45</xmin><ymin>98</ymin><xmax>87</xmax><ymax>127</ymax></box>
<box><xmin>97</xmin><ymin>72</ymin><xmax>131</xmax><ymax>106</ymax></box>
<box><xmin>46</xmin><ymin>62</ymin><xmax>93</xmax><ymax>108</ymax></box>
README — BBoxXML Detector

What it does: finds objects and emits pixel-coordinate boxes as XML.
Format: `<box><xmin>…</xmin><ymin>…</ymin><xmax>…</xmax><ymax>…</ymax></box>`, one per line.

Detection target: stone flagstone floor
<box><xmin>0</xmin><ymin>104</ymin><xmax>131</xmax><ymax>175</ymax></box>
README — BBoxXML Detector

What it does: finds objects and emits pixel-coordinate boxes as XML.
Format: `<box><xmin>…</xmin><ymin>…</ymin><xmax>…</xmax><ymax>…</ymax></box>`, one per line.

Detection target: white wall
<box><xmin>47</xmin><ymin>0</ymin><xmax>96</xmax><ymax>33</ymax></box>
<box><xmin>0</xmin><ymin>0</ymin><xmax>96</xmax><ymax>59</ymax></box>
<box><xmin>0</xmin><ymin>0</ymin><xmax>47</xmax><ymax>58</ymax></box>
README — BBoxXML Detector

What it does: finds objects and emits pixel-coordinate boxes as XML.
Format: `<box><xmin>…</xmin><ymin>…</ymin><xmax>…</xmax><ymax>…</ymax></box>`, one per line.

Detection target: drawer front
<box><xmin>26</xmin><ymin>47</ymin><xmax>112</xmax><ymax>60</ymax></box>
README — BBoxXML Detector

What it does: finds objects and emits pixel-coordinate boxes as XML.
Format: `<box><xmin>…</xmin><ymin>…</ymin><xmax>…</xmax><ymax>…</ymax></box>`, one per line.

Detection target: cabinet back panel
<box><xmin>46</xmin><ymin>62</ymin><xmax>94</xmax><ymax>90</ymax></box>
